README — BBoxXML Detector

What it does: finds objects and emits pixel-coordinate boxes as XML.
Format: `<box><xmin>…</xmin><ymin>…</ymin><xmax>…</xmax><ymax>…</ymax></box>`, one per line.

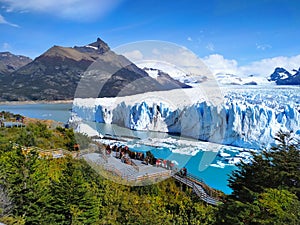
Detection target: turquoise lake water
<box><xmin>0</xmin><ymin>103</ymin><xmax>72</xmax><ymax>122</ymax></box>
<box><xmin>129</xmin><ymin>145</ymin><xmax>235</xmax><ymax>193</ymax></box>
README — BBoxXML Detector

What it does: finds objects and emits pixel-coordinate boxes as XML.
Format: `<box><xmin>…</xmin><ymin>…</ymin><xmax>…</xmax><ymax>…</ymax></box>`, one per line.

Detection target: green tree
<box><xmin>16</xmin><ymin>128</ymin><xmax>36</xmax><ymax>147</ymax></box>
<box><xmin>270</xmin><ymin>131</ymin><xmax>300</xmax><ymax>197</ymax></box>
<box><xmin>216</xmin><ymin>131</ymin><xmax>300</xmax><ymax>224</ymax></box>
<box><xmin>45</xmin><ymin>158</ymin><xmax>101</xmax><ymax>225</ymax></box>
<box><xmin>228</xmin><ymin>130</ymin><xmax>300</xmax><ymax>202</ymax></box>
<box><xmin>255</xmin><ymin>188</ymin><xmax>300</xmax><ymax>225</ymax></box>
<box><xmin>0</xmin><ymin>147</ymin><xmax>49</xmax><ymax>224</ymax></box>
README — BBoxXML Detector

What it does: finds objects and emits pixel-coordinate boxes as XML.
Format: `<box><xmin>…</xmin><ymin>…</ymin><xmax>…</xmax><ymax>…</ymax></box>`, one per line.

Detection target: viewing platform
<box><xmin>0</xmin><ymin>113</ymin><xmax>25</xmax><ymax>128</ymax></box>
<box><xmin>1</xmin><ymin>121</ymin><xmax>25</xmax><ymax>128</ymax></box>
<box><xmin>80</xmin><ymin>143</ymin><xmax>222</xmax><ymax>205</ymax></box>
<box><xmin>83</xmin><ymin>152</ymin><xmax>172</xmax><ymax>184</ymax></box>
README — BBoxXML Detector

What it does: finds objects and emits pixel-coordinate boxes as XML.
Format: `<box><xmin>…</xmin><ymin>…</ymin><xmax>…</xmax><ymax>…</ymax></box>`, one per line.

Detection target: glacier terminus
<box><xmin>72</xmin><ymin>85</ymin><xmax>300</xmax><ymax>150</ymax></box>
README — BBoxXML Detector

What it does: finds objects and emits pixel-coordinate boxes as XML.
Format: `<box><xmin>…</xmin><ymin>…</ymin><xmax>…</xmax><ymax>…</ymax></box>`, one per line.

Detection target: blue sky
<box><xmin>1</xmin><ymin>0</ymin><xmax>300</xmax><ymax>76</ymax></box>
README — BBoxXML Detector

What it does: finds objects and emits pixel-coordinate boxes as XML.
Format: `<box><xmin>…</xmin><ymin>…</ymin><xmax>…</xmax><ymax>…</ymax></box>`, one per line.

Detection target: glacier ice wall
<box><xmin>72</xmin><ymin>88</ymin><xmax>300</xmax><ymax>149</ymax></box>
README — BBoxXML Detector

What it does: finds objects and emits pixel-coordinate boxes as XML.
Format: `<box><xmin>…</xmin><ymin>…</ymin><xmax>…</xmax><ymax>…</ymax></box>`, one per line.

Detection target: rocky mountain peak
<box><xmin>268</xmin><ymin>67</ymin><xmax>300</xmax><ymax>85</ymax></box>
<box><xmin>86</xmin><ymin>37</ymin><xmax>110</xmax><ymax>53</ymax></box>
<box><xmin>0</xmin><ymin>51</ymin><xmax>32</xmax><ymax>75</ymax></box>
<box><xmin>268</xmin><ymin>67</ymin><xmax>291</xmax><ymax>82</ymax></box>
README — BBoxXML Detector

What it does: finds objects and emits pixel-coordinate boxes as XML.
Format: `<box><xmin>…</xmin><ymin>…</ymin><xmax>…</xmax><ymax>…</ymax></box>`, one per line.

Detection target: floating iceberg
<box><xmin>75</xmin><ymin>123</ymin><xmax>104</xmax><ymax>138</ymax></box>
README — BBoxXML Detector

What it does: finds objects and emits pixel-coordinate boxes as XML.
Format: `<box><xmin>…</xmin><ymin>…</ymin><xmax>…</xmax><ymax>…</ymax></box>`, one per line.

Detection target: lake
<box><xmin>0</xmin><ymin>103</ymin><xmax>72</xmax><ymax>123</ymax></box>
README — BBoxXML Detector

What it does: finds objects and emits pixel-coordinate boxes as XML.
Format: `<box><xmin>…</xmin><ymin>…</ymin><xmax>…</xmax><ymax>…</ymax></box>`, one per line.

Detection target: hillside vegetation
<box><xmin>0</xmin><ymin>116</ymin><xmax>299</xmax><ymax>224</ymax></box>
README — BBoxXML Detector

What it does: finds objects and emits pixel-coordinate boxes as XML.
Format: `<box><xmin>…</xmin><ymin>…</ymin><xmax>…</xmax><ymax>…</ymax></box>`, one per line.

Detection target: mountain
<box><xmin>137</xmin><ymin>61</ymin><xmax>207</xmax><ymax>87</ymax></box>
<box><xmin>137</xmin><ymin>61</ymin><xmax>271</xmax><ymax>86</ymax></box>
<box><xmin>143</xmin><ymin>67</ymin><xmax>191</xmax><ymax>89</ymax></box>
<box><xmin>268</xmin><ymin>67</ymin><xmax>300</xmax><ymax>85</ymax></box>
<box><xmin>215</xmin><ymin>73</ymin><xmax>271</xmax><ymax>85</ymax></box>
<box><xmin>0</xmin><ymin>45</ymin><xmax>93</xmax><ymax>101</ymax></box>
<box><xmin>0</xmin><ymin>38</ymin><xmax>189</xmax><ymax>101</ymax></box>
<box><xmin>0</xmin><ymin>52</ymin><xmax>32</xmax><ymax>75</ymax></box>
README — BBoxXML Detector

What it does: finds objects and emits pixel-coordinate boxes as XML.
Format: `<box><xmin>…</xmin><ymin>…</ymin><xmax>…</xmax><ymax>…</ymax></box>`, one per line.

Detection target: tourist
<box><xmin>156</xmin><ymin>159</ymin><xmax>161</xmax><ymax>167</ymax></box>
<box><xmin>163</xmin><ymin>160</ymin><xmax>167</xmax><ymax>168</ymax></box>
<box><xmin>170</xmin><ymin>162</ymin><xmax>174</xmax><ymax>170</ymax></box>
<box><xmin>121</xmin><ymin>155</ymin><xmax>125</xmax><ymax>163</ymax></box>
<box><xmin>166</xmin><ymin>160</ymin><xmax>171</xmax><ymax>170</ymax></box>
<box><xmin>183</xmin><ymin>167</ymin><xmax>187</xmax><ymax>176</ymax></box>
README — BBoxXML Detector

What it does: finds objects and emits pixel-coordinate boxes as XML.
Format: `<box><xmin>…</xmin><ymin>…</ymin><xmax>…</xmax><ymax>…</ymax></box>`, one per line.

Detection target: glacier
<box><xmin>72</xmin><ymin>86</ymin><xmax>300</xmax><ymax>149</ymax></box>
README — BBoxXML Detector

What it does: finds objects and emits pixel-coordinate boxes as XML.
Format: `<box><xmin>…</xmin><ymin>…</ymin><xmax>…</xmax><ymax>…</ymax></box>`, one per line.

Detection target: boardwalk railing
<box><xmin>172</xmin><ymin>174</ymin><xmax>221</xmax><ymax>206</ymax></box>
<box><xmin>132</xmin><ymin>170</ymin><xmax>171</xmax><ymax>182</ymax></box>
<box><xmin>104</xmin><ymin>164</ymin><xmax>171</xmax><ymax>182</ymax></box>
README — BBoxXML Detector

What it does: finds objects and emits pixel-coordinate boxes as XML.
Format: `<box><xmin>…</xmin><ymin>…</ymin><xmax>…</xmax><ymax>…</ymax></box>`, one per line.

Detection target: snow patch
<box><xmin>85</xmin><ymin>45</ymin><xmax>98</xmax><ymax>50</ymax></box>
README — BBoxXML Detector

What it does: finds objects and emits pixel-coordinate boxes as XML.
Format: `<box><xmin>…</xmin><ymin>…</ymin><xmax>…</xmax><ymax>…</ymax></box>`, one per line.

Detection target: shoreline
<box><xmin>0</xmin><ymin>99</ymin><xmax>74</xmax><ymax>105</ymax></box>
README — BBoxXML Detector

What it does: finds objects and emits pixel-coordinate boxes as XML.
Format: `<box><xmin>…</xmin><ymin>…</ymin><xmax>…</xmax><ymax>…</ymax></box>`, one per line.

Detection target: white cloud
<box><xmin>0</xmin><ymin>0</ymin><xmax>123</xmax><ymax>21</ymax></box>
<box><xmin>202</xmin><ymin>54</ymin><xmax>238</xmax><ymax>75</ymax></box>
<box><xmin>1</xmin><ymin>42</ymin><xmax>11</xmax><ymax>50</ymax></box>
<box><xmin>116</xmin><ymin>40</ymin><xmax>300</xmax><ymax>78</ymax></box>
<box><xmin>187</xmin><ymin>37</ymin><xmax>192</xmax><ymax>41</ymax></box>
<box><xmin>123</xmin><ymin>50</ymin><xmax>144</xmax><ymax>61</ymax></box>
<box><xmin>239</xmin><ymin>55</ymin><xmax>300</xmax><ymax>76</ymax></box>
<box><xmin>256</xmin><ymin>43</ymin><xmax>272</xmax><ymax>51</ymax></box>
<box><xmin>206</xmin><ymin>42</ymin><xmax>215</xmax><ymax>51</ymax></box>
<box><xmin>202</xmin><ymin>54</ymin><xmax>300</xmax><ymax>77</ymax></box>
<box><xmin>0</xmin><ymin>13</ymin><xmax>18</xmax><ymax>27</ymax></box>
<box><xmin>115</xmin><ymin>42</ymin><xmax>212</xmax><ymax>77</ymax></box>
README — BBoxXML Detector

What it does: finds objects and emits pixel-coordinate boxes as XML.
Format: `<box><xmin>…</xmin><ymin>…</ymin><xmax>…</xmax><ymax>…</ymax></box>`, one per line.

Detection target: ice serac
<box><xmin>72</xmin><ymin>87</ymin><xmax>300</xmax><ymax>149</ymax></box>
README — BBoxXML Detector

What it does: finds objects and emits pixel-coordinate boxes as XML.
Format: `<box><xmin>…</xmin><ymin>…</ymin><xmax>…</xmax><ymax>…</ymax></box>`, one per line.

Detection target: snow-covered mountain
<box><xmin>72</xmin><ymin>86</ymin><xmax>300</xmax><ymax>149</ymax></box>
<box><xmin>138</xmin><ymin>61</ymin><xmax>208</xmax><ymax>87</ymax></box>
<box><xmin>215</xmin><ymin>67</ymin><xmax>300</xmax><ymax>86</ymax></box>
<box><xmin>137</xmin><ymin>61</ymin><xmax>272</xmax><ymax>86</ymax></box>
<box><xmin>268</xmin><ymin>67</ymin><xmax>300</xmax><ymax>85</ymax></box>
<box><xmin>142</xmin><ymin>67</ymin><xmax>191</xmax><ymax>89</ymax></box>
<box><xmin>215</xmin><ymin>73</ymin><xmax>269</xmax><ymax>85</ymax></box>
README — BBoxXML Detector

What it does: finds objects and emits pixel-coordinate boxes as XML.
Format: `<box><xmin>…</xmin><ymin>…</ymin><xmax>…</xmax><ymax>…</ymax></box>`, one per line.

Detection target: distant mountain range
<box><xmin>268</xmin><ymin>67</ymin><xmax>300</xmax><ymax>85</ymax></box>
<box><xmin>0</xmin><ymin>52</ymin><xmax>32</xmax><ymax>75</ymax></box>
<box><xmin>0</xmin><ymin>38</ymin><xmax>299</xmax><ymax>101</ymax></box>
<box><xmin>136</xmin><ymin>60</ymin><xmax>300</xmax><ymax>87</ymax></box>
<box><xmin>215</xmin><ymin>67</ymin><xmax>300</xmax><ymax>86</ymax></box>
<box><xmin>0</xmin><ymin>38</ymin><xmax>189</xmax><ymax>101</ymax></box>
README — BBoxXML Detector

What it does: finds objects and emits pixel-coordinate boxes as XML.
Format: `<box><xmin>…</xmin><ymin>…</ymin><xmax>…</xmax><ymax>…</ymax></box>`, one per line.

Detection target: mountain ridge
<box><xmin>0</xmin><ymin>52</ymin><xmax>32</xmax><ymax>75</ymax></box>
<box><xmin>0</xmin><ymin>38</ymin><xmax>190</xmax><ymax>101</ymax></box>
<box><xmin>268</xmin><ymin>67</ymin><xmax>300</xmax><ymax>85</ymax></box>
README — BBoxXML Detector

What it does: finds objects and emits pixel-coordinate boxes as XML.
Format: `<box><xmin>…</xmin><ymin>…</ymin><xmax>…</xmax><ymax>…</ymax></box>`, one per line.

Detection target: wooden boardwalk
<box><xmin>80</xmin><ymin>145</ymin><xmax>222</xmax><ymax>206</ymax></box>
<box><xmin>82</xmin><ymin>153</ymin><xmax>172</xmax><ymax>184</ymax></box>
<box><xmin>172</xmin><ymin>174</ymin><xmax>221</xmax><ymax>206</ymax></box>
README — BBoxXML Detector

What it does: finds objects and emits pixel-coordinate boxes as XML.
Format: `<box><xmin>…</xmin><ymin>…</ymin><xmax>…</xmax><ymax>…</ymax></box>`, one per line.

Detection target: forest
<box><xmin>0</xmin><ymin>114</ymin><xmax>299</xmax><ymax>225</ymax></box>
